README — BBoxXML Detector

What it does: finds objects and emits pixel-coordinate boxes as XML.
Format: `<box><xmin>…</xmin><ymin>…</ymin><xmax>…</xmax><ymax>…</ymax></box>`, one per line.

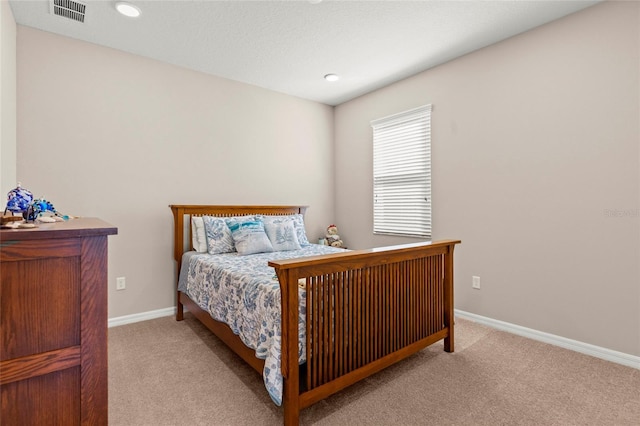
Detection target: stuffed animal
<box><xmin>325</xmin><ymin>224</ymin><xmax>344</xmax><ymax>248</ymax></box>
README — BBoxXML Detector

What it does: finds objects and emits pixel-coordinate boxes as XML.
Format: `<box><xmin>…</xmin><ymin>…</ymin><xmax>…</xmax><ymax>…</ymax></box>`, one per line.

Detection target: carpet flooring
<box><xmin>108</xmin><ymin>314</ymin><xmax>639</xmax><ymax>425</ymax></box>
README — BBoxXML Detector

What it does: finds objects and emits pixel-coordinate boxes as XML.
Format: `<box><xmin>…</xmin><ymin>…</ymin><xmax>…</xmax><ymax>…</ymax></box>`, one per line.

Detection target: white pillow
<box><xmin>191</xmin><ymin>216</ymin><xmax>207</xmax><ymax>253</ymax></box>
<box><xmin>202</xmin><ymin>216</ymin><xmax>236</xmax><ymax>254</ymax></box>
<box><xmin>258</xmin><ymin>214</ymin><xmax>310</xmax><ymax>246</ymax></box>
<box><xmin>225</xmin><ymin>217</ymin><xmax>274</xmax><ymax>256</ymax></box>
<box><xmin>264</xmin><ymin>220</ymin><xmax>301</xmax><ymax>251</ymax></box>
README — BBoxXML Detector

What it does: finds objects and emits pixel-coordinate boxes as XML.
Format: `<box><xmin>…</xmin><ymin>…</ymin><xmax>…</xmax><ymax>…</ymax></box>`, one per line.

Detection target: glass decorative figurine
<box><xmin>25</xmin><ymin>198</ymin><xmax>61</xmax><ymax>222</ymax></box>
<box><xmin>5</xmin><ymin>183</ymin><xmax>34</xmax><ymax>215</ymax></box>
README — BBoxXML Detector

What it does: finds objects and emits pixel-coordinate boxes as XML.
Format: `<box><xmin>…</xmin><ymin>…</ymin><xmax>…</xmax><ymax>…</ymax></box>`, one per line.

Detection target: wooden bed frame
<box><xmin>170</xmin><ymin>205</ymin><xmax>460</xmax><ymax>425</ymax></box>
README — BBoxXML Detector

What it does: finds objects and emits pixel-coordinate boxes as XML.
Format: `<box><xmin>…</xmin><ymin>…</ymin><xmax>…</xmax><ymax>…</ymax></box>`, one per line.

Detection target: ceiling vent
<box><xmin>50</xmin><ymin>0</ymin><xmax>86</xmax><ymax>23</ymax></box>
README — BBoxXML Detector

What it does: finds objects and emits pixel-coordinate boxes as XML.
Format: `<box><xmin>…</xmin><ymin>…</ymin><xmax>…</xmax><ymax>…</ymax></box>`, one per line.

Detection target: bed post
<box><xmin>277</xmin><ymin>268</ymin><xmax>301</xmax><ymax>426</ymax></box>
<box><xmin>443</xmin><ymin>243</ymin><xmax>456</xmax><ymax>352</ymax></box>
<box><xmin>170</xmin><ymin>205</ymin><xmax>185</xmax><ymax>321</ymax></box>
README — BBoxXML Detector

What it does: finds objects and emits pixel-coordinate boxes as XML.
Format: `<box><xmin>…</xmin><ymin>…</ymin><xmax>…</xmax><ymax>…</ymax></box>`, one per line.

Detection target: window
<box><xmin>371</xmin><ymin>104</ymin><xmax>432</xmax><ymax>238</ymax></box>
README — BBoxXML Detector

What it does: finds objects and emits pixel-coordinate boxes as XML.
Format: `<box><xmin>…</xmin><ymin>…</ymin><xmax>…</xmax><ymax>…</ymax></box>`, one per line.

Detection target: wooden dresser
<box><xmin>0</xmin><ymin>218</ymin><xmax>117</xmax><ymax>425</ymax></box>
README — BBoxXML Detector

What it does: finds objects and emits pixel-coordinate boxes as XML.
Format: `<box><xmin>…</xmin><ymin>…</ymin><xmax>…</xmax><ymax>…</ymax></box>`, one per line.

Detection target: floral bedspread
<box><xmin>178</xmin><ymin>245</ymin><xmax>344</xmax><ymax>406</ymax></box>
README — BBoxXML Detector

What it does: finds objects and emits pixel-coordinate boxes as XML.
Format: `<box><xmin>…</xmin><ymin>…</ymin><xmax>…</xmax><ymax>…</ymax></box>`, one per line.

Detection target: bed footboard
<box><xmin>270</xmin><ymin>240</ymin><xmax>460</xmax><ymax>426</ymax></box>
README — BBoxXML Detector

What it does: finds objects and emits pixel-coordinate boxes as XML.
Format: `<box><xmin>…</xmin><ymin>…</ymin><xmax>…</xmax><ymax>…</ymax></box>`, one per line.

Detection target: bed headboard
<box><xmin>169</xmin><ymin>205</ymin><xmax>308</xmax><ymax>264</ymax></box>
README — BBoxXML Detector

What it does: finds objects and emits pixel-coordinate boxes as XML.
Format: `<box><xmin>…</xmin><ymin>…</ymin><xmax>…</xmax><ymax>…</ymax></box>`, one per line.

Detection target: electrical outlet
<box><xmin>472</xmin><ymin>276</ymin><xmax>481</xmax><ymax>290</ymax></box>
<box><xmin>116</xmin><ymin>276</ymin><xmax>126</xmax><ymax>291</ymax></box>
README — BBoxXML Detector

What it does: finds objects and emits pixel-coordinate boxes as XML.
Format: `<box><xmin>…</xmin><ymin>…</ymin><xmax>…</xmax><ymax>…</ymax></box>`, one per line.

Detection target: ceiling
<box><xmin>9</xmin><ymin>0</ymin><xmax>600</xmax><ymax>106</ymax></box>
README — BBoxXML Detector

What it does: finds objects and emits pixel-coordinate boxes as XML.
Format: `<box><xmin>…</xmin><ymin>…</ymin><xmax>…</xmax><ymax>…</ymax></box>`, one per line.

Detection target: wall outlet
<box><xmin>116</xmin><ymin>276</ymin><xmax>126</xmax><ymax>291</ymax></box>
<box><xmin>472</xmin><ymin>276</ymin><xmax>481</xmax><ymax>290</ymax></box>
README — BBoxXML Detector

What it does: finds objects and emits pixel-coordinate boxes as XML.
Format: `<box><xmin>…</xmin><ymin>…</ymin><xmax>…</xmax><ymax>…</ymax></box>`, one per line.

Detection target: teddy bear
<box><xmin>325</xmin><ymin>224</ymin><xmax>344</xmax><ymax>248</ymax></box>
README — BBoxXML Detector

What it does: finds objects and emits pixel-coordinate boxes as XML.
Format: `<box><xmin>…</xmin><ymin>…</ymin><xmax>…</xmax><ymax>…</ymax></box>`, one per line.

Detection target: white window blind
<box><xmin>371</xmin><ymin>104</ymin><xmax>432</xmax><ymax>238</ymax></box>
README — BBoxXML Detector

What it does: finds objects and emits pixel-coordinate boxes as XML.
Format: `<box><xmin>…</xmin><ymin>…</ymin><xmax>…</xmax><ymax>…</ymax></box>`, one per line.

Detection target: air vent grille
<box><xmin>50</xmin><ymin>0</ymin><xmax>86</xmax><ymax>23</ymax></box>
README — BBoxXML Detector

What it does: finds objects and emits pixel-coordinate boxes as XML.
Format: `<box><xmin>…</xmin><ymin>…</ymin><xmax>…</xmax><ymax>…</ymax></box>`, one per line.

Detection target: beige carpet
<box><xmin>108</xmin><ymin>314</ymin><xmax>639</xmax><ymax>425</ymax></box>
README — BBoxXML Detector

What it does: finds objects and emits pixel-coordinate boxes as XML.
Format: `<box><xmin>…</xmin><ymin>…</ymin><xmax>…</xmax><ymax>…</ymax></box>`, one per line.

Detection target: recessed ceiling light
<box><xmin>324</xmin><ymin>74</ymin><xmax>339</xmax><ymax>82</ymax></box>
<box><xmin>116</xmin><ymin>2</ymin><xmax>141</xmax><ymax>18</ymax></box>
<box><xmin>309</xmin><ymin>0</ymin><xmax>323</xmax><ymax>4</ymax></box>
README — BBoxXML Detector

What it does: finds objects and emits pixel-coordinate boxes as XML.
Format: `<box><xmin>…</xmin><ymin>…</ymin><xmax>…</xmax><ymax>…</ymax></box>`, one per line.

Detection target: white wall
<box><xmin>334</xmin><ymin>1</ymin><xmax>640</xmax><ymax>356</ymax></box>
<box><xmin>0</xmin><ymin>0</ymin><xmax>16</xmax><ymax>196</ymax></box>
<box><xmin>16</xmin><ymin>27</ymin><xmax>335</xmax><ymax>318</ymax></box>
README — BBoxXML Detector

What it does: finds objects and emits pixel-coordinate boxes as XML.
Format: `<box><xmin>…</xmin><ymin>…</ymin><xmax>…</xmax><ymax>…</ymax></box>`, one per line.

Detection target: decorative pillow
<box><xmin>202</xmin><ymin>216</ymin><xmax>236</xmax><ymax>254</ymax></box>
<box><xmin>225</xmin><ymin>217</ymin><xmax>274</xmax><ymax>256</ymax></box>
<box><xmin>264</xmin><ymin>220</ymin><xmax>301</xmax><ymax>251</ymax></box>
<box><xmin>191</xmin><ymin>216</ymin><xmax>207</xmax><ymax>253</ymax></box>
<box><xmin>290</xmin><ymin>214</ymin><xmax>311</xmax><ymax>246</ymax></box>
<box><xmin>258</xmin><ymin>214</ymin><xmax>310</xmax><ymax>246</ymax></box>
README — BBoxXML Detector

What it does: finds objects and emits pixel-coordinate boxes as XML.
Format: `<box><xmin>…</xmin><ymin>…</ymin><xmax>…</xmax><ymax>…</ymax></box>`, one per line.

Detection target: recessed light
<box><xmin>116</xmin><ymin>2</ymin><xmax>141</xmax><ymax>18</ymax></box>
<box><xmin>309</xmin><ymin>0</ymin><xmax>323</xmax><ymax>4</ymax></box>
<box><xmin>324</xmin><ymin>74</ymin><xmax>339</xmax><ymax>82</ymax></box>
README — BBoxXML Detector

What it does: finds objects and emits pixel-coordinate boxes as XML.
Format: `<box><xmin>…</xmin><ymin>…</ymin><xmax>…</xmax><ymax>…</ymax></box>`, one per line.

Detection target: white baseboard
<box><xmin>108</xmin><ymin>306</ymin><xmax>639</xmax><ymax>370</ymax></box>
<box><xmin>108</xmin><ymin>307</ymin><xmax>175</xmax><ymax>328</ymax></box>
<box><xmin>455</xmin><ymin>309</ymin><xmax>640</xmax><ymax>370</ymax></box>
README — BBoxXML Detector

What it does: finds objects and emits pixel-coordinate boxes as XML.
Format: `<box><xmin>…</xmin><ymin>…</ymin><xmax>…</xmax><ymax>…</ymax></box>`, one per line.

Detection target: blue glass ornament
<box><xmin>5</xmin><ymin>183</ymin><xmax>33</xmax><ymax>214</ymax></box>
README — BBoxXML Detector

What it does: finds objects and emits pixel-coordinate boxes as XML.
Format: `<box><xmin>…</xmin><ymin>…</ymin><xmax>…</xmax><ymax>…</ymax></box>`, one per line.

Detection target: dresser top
<box><xmin>0</xmin><ymin>217</ymin><xmax>117</xmax><ymax>241</ymax></box>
